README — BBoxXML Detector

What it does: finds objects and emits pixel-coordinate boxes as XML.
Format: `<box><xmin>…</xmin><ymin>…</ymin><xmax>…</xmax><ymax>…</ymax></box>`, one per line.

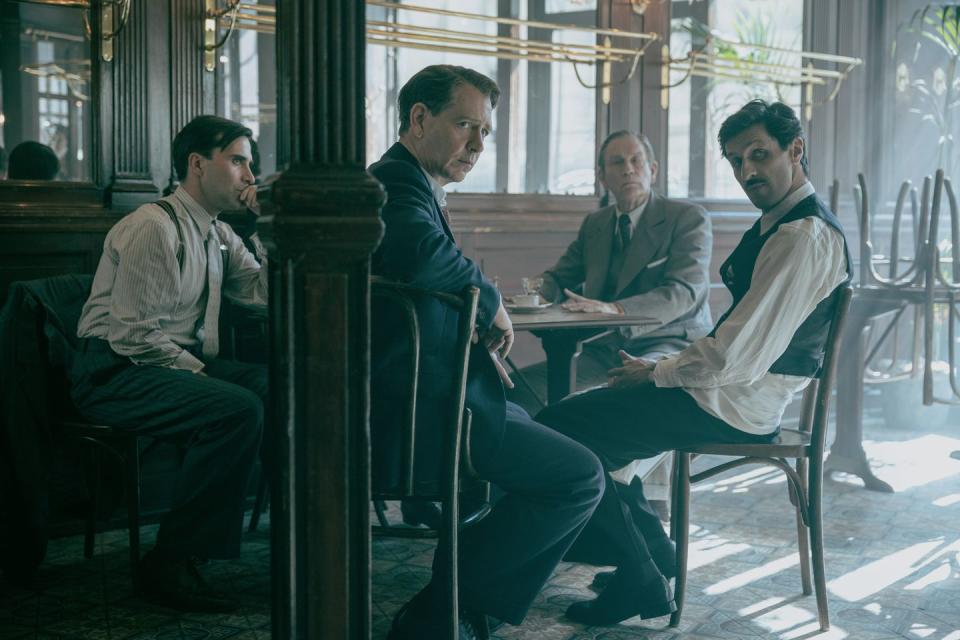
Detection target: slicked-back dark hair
<box><xmin>8</xmin><ymin>141</ymin><xmax>59</xmax><ymax>180</ymax></box>
<box><xmin>597</xmin><ymin>130</ymin><xmax>657</xmax><ymax>172</ymax></box>
<box><xmin>397</xmin><ymin>65</ymin><xmax>500</xmax><ymax>134</ymax></box>
<box><xmin>172</xmin><ymin>115</ymin><xmax>253</xmax><ymax>181</ymax></box>
<box><xmin>718</xmin><ymin>100</ymin><xmax>808</xmax><ymax>176</ymax></box>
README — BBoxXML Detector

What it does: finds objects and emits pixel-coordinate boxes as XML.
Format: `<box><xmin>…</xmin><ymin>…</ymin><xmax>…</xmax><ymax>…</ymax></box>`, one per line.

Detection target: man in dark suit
<box><xmin>368</xmin><ymin>65</ymin><xmax>605</xmax><ymax>639</ymax></box>
<box><xmin>508</xmin><ymin>131</ymin><xmax>712</xmax><ymax>413</ymax></box>
<box><xmin>536</xmin><ymin>100</ymin><xmax>851</xmax><ymax>627</ymax></box>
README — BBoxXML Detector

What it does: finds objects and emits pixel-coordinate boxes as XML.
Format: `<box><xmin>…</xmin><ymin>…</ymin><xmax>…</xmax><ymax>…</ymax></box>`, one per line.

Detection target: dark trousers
<box><xmin>507</xmin><ymin>334</ymin><xmax>690</xmax><ymax>415</ymax></box>
<box><xmin>453</xmin><ymin>402</ymin><xmax>605</xmax><ymax>624</ymax></box>
<box><xmin>69</xmin><ymin>339</ymin><xmax>266</xmax><ymax>560</ymax></box>
<box><xmin>536</xmin><ymin>385</ymin><xmax>776</xmax><ymax>583</ymax></box>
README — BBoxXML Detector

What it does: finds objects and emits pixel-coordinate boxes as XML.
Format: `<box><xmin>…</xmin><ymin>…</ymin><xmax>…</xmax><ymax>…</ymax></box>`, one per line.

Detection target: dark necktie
<box><xmin>618</xmin><ymin>213</ymin><xmax>632</xmax><ymax>253</ymax></box>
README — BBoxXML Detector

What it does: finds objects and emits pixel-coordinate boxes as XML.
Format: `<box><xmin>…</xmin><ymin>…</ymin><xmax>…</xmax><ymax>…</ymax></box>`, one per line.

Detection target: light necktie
<box><xmin>201</xmin><ymin>222</ymin><xmax>223</xmax><ymax>358</ymax></box>
<box><xmin>617</xmin><ymin>213</ymin><xmax>632</xmax><ymax>253</ymax></box>
<box><xmin>440</xmin><ymin>205</ymin><xmax>451</xmax><ymax>227</ymax></box>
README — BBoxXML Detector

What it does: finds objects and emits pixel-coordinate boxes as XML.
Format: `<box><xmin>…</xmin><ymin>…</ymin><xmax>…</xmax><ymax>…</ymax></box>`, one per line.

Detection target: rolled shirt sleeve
<box><xmin>652</xmin><ymin>218</ymin><xmax>847</xmax><ymax>390</ymax></box>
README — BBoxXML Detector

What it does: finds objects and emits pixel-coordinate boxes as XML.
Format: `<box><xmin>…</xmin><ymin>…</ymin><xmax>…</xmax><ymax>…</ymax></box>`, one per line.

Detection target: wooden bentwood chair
<box><xmin>369</xmin><ymin>278</ymin><xmax>492</xmax><ymax>640</ymax></box>
<box><xmin>669</xmin><ymin>286</ymin><xmax>853</xmax><ymax>632</ymax></box>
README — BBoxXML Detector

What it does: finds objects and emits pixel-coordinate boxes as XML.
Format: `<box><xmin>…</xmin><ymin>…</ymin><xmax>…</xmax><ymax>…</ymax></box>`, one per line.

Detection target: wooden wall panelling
<box><xmin>169</xmin><ymin>0</ymin><xmax>213</xmax><ymax>191</ymax></box>
<box><xmin>263</xmin><ymin>1</ymin><xmax>383</xmax><ymax>637</ymax></box>
<box><xmin>108</xmin><ymin>0</ymin><xmax>166</xmax><ymax>208</ymax></box>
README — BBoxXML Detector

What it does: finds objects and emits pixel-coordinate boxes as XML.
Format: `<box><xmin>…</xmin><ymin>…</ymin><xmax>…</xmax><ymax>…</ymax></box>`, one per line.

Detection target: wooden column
<box><xmin>168</xmin><ymin>0</ymin><xmax>214</xmax><ymax>190</ymax></box>
<box><xmin>261</xmin><ymin>2</ymin><xmax>384</xmax><ymax>639</ymax></box>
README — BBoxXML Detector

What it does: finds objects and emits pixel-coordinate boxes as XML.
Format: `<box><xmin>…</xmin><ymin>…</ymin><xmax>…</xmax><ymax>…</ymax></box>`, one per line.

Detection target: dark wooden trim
<box><xmin>169</xmin><ymin>0</ymin><xmax>211</xmax><ymax>190</ymax></box>
<box><xmin>111</xmin><ymin>0</ymin><xmax>153</xmax><ymax>185</ymax></box>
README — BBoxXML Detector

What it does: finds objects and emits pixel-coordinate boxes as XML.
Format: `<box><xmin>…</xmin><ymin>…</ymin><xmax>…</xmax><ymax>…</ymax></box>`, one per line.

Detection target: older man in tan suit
<box><xmin>509</xmin><ymin>130</ymin><xmax>713</xmax><ymax>413</ymax></box>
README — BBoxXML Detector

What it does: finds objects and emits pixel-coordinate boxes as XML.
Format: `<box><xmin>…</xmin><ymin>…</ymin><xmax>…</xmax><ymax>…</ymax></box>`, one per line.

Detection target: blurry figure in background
<box><xmin>6</xmin><ymin>141</ymin><xmax>60</xmax><ymax>180</ymax></box>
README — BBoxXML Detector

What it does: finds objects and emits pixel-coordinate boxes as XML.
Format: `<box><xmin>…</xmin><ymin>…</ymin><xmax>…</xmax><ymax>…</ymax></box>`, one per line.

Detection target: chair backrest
<box><xmin>801</xmin><ymin>286</ymin><xmax>853</xmax><ymax>464</ymax></box>
<box><xmin>370</xmin><ymin>277</ymin><xmax>480</xmax><ymax>499</ymax></box>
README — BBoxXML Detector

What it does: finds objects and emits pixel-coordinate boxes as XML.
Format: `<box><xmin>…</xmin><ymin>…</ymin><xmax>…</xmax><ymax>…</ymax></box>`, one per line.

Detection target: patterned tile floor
<box><xmin>2</xmin><ymin>420</ymin><xmax>959</xmax><ymax>639</ymax></box>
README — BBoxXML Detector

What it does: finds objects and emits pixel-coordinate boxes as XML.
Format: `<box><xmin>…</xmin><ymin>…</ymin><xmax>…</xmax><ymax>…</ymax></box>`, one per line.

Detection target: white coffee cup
<box><xmin>513</xmin><ymin>293</ymin><xmax>541</xmax><ymax>307</ymax></box>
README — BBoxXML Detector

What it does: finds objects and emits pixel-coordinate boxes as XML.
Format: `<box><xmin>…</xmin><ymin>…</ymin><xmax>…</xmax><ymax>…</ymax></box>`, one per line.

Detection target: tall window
<box><xmin>666</xmin><ymin>0</ymin><xmax>803</xmax><ymax>199</ymax></box>
<box><xmin>217</xmin><ymin>1</ymin><xmax>277</xmax><ymax>178</ymax></box>
<box><xmin>366</xmin><ymin>0</ymin><xmax>597</xmax><ymax>195</ymax></box>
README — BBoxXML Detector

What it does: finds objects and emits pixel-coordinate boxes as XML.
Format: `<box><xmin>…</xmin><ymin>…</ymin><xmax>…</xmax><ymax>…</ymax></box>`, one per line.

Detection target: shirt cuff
<box><xmin>651</xmin><ymin>356</ymin><xmax>681</xmax><ymax>388</ymax></box>
<box><xmin>171</xmin><ymin>350</ymin><xmax>206</xmax><ymax>373</ymax></box>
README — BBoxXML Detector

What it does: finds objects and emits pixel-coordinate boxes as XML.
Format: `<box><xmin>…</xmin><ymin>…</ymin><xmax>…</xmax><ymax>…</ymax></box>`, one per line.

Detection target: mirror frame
<box><xmin>0</xmin><ymin>0</ymin><xmax>104</xmax><ymax>206</ymax></box>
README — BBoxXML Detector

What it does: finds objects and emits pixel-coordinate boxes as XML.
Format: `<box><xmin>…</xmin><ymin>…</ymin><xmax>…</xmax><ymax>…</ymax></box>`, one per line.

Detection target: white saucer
<box><xmin>506</xmin><ymin>302</ymin><xmax>553</xmax><ymax>314</ymax></box>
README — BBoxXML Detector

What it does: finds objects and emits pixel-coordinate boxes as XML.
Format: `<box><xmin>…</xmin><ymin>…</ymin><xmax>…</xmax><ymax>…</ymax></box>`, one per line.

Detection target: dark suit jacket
<box><xmin>0</xmin><ymin>274</ymin><xmax>92</xmax><ymax>582</ymax></box>
<box><xmin>368</xmin><ymin>142</ymin><xmax>505</xmax><ymax>491</ymax></box>
<box><xmin>540</xmin><ymin>192</ymin><xmax>713</xmax><ymax>341</ymax></box>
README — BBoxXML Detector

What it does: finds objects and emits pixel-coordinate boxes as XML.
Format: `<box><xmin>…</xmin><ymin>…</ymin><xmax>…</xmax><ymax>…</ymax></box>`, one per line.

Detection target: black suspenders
<box><xmin>155</xmin><ymin>200</ymin><xmax>185</xmax><ymax>272</ymax></box>
<box><xmin>154</xmin><ymin>199</ymin><xmax>229</xmax><ymax>274</ymax></box>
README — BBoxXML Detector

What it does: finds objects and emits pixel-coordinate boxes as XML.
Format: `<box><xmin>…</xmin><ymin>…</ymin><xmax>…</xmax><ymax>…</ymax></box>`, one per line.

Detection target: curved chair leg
<box><xmin>794</xmin><ymin>460</ymin><xmax>812</xmax><ymax>595</ymax></box>
<box><xmin>248</xmin><ymin>472</ymin><xmax>269</xmax><ymax>532</ymax></box>
<box><xmin>373</xmin><ymin>500</ymin><xmax>390</xmax><ymax>528</ymax></box>
<box><xmin>83</xmin><ymin>446</ymin><xmax>101</xmax><ymax>560</ymax></box>
<box><xmin>669</xmin><ymin>452</ymin><xmax>691</xmax><ymax>628</ymax></box>
<box><xmin>125</xmin><ymin>437</ymin><xmax>142</xmax><ymax>589</ymax></box>
<box><xmin>809</xmin><ymin>484</ymin><xmax>830</xmax><ymax>631</ymax></box>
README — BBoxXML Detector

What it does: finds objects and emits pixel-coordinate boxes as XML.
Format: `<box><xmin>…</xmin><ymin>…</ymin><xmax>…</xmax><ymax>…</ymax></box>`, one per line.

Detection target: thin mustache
<box><xmin>745</xmin><ymin>179</ymin><xmax>766</xmax><ymax>188</ymax></box>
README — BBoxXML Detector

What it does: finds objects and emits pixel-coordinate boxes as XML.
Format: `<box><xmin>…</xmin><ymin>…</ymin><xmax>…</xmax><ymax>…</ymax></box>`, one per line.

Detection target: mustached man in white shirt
<box><xmin>536</xmin><ymin>100</ymin><xmax>851</xmax><ymax>627</ymax></box>
<box><xmin>72</xmin><ymin>115</ymin><xmax>267</xmax><ymax>613</ymax></box>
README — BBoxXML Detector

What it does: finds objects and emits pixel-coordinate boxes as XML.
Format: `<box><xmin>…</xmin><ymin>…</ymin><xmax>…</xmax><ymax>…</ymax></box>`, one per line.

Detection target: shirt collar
<box><xmin>418</xmin><ymin>165</ymin><xmax>448</xmax><ymax>209</ymax></box>
<box><xmin>616</xmin><ymin>196</ymin><xmax>649</xmax><ymax>232</ymax></box>
<box><xmin>760</xmin><ymin>181</ymin><xmax>815</xmax><ymax>235</ymax></box>
<box><xmin>171</xmin><ymin>186</ymin><xmax>216</xmax><ymax>237</ymax></box>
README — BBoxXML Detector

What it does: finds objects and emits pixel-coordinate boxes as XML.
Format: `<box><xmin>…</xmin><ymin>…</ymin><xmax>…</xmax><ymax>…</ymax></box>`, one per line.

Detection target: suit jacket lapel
<box><xmin>615</xmin><ymin>192</ymin><xmax>667</xmax><ymax>297</ymax></box>
<box><xmin>384</xmin><ymin>142</ymin><xmax>454</xmax><ymax>241</ymax></box>
<box><xmin>584</xmin><ymin>206</ymin><xmax>617</xmax><ymax>299</ymax></box>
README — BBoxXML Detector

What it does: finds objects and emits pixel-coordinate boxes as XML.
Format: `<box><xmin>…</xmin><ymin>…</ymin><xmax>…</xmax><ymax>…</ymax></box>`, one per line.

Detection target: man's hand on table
<box><xmin>561</xmin><ymin>289</ymin><xmax>623</xmax><ymax>315</ymax></box>
<box><xmin>607</xmin><ymin>350</ymin><xmax>655</xmax><ymax>388</ymax></box>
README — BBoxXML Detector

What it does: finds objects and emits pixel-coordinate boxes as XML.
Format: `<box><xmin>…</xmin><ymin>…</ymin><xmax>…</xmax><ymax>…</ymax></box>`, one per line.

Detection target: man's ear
<box><xmin>649</xmin><ymin>160</ymin><xmax>659</xmax><ymax>183</ymax></box>
<box><xmin>409</xmin><ymin>103</ymin><xmax>429</xmax><ymax>139</ymax></box>
<box><xmin>597</xmin><ymin>166</ymin><xmax>608</xmax><ymax>191</ymax></box>
<box><xmin>790</xmin><ymin>137</ymin><xmax>804</xmax><ymax>165</ymax></box>
<box><xmin>187</xmin><ymin>151</ymin><xmax>205</xmax><ymax>178</ymax></box>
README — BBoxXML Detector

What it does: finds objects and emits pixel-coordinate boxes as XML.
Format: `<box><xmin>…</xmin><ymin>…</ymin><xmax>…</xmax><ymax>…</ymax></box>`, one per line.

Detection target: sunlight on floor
<box><xmin>704</xmin><ymin>552</ymin><xmax>799</xmax><ymax>595</ymax></box>
<box><xmin>687</xmin><ymin>533</ymin><xmax>751</xmax><ymax>571</ymax></box>
<box><xmin>932</xmin><ymin>492</ymin><xmax>960</xmax><ymax>507</ymax></box>
<box><xmin>862</xmin><ymin>434</ymin><xmax>960</xmax><ymax>491</ymax></box>
<box><xmin>742</xmin><ymin>602</ymin><xmax>848</xmax><ymax>638</ymax></box>
<box><xmin>828</xmin><ymin>536</ymin><xmax>960</xmax><ymax>601</ymax></box>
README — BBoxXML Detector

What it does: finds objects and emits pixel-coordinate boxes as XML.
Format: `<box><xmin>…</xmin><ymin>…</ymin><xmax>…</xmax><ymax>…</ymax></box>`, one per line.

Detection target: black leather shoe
<box><xmin>590</xmin><ymin>538</ymin><xmax>677</xmax><ymax>591</ymax></box>
<box><xmin>400</xmin><ymin>499</ymin><xmax>443</xmax><ymax>529</ymax></box>
<box><xmin>567</xmin><ymin>573</ymin><xmax>676</xmax><ymax>626</ymax></box>
<box><xmin>138</xmin><ymin>551</ymin><xmax>237</xmax><ymax>613</ymax></box>
<box><xmin>387</xmin><ymin>600</ymin><xmax>481</xmax><ymax>640</ymax></box>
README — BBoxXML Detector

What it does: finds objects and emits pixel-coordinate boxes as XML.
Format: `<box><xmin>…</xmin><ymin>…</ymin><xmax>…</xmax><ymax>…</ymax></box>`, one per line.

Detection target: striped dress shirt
<box><xmin>78</xmin><ymin>187</ymin><xmax>267</xmax><ymax>372</ymax></box>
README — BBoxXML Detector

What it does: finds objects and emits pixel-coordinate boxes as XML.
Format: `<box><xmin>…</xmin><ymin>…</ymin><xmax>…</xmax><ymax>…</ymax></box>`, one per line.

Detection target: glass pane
<box><xmin>545</xmin><ymin>0</ymin><xmax>597</xmax><ymax>13</ymax></box>
<box><xmin>549</xmin><ymin>30</ymin><xmax>596</xmax><ymax>195</ymax></box>
<box><xmin>666</xmin><ymin>0</ymin><xmax>803</xmax><ymax>199</ymax></box>
<box><xmin>1</xmin><ymin>3</ymin><xmax>92</xmax><ymax>182</ymax></box>
<box><xmin>365</xmin><ymin>0</ymin><xmax>596</xmax><ymax>195</ymax></box>
<box><xmin>217</xmin><ymin>0</ymin><xmax>277</xmax><ymax>179</ymax></box>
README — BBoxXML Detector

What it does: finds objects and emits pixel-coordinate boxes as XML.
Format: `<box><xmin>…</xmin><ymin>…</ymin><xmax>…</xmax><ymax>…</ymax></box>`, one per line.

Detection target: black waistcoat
<box><xmin>710</xmin><ymin>193</ymin><xmax>852</xmax><ymax>378</ymax></box>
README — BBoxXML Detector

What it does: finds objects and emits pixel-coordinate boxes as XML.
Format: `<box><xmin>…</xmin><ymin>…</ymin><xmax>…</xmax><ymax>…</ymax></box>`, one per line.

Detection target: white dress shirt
<box><xmin>78</xmin><ymin>187</ymin><xmax>267</xmax><ymax>372</ymax></box>
<box><xmin>651</xmin><ymin>182</ymin><xmax>848</xmax><ymax>434</ymax></box>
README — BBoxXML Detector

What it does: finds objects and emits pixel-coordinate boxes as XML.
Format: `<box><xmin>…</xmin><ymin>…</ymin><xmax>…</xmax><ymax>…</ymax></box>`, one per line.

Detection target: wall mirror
<box><xmin>0</xmin><ymin>0</ymin><xmax>93</xmax><ymax>183</ymax></box>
